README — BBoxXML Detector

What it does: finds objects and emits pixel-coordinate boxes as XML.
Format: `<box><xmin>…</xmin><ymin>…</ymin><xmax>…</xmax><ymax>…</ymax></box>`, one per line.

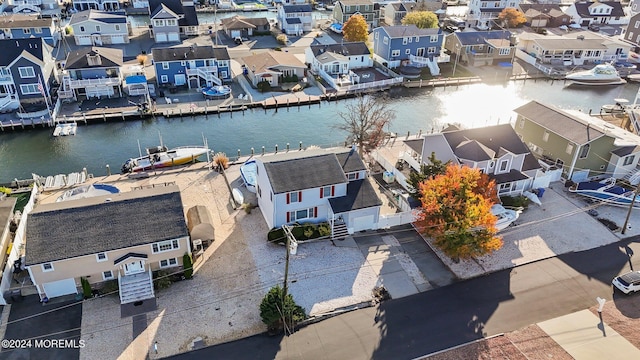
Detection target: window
<box><xmin>220</xmin><ymin>71</ymin><xmax>228</xmax><ymax>79</ymax></box>
<box><xmin>42</xmin><ymin>263</ymin><xmax>54</xmax><ymax>272</ymax></box>
<box><xmin>161</xmin><ymin>75</ymin><xmax>168</xmax><ymax>83</ymax></box>
<box><xmin>375</xmin><ymin>32</ymin><xmax>378</xmax><ymax>39</ymax></box>
<box><xmin>623</xmin><ymin>155</ymin><xmax>635</xmax><ymax>166</ymax></box>
<box><xmin>566</xmin><ymin>143</ymin><xmax>574</xmax><ymax>154</ymax></box>
<box><xmin>519</xmin><ymin>119</ymin><xmax>524</xmax><ymax>129</ymax></box>
<box><xmin>427</xmin><ymin>47</ymin><xmax>436</xmax><ymax>54</ymax></box>
<box><xmin>18</xmin><ymin>67</ymin><xmax>35</xmax><ymax>78</ymax></box>
<box><xmin>499</xmin><ymin>48</ymin><xmax>510</xmax><ymax>56</ymax></box>
<box><xmin>542</xmin><ymin>131</ymin><xmax>549</xmax><ymax>142</ymax></box>
<box><xmin>347</xmin><ymin>172</ymin><xmax>360</xmax><ymax>180</ymax></box>
<box><xmin>23</xmin><ymin>28</ymin><xmax>31</xmax><ymax>34</ymax></box>
<box><xmin>160</xmin><ymin>258</ymin><xmax>178</xmax><ymax>268</ymax></box>
<box><xmin>430</xmin><ymin>35</ymin><xmax>438</xmax><ymax>43</ymax></box>
<box><xmin>402</xmin><ymin>37</ymin><xmax>408</xmax><ymax>45</ymax></box>
<box><xmin>391</xmin><ymin>49</ymin><xmax>400</xmax><ymax>57</ymax></box>
<box><xmin>383</xmin><ymin>36</ymin><xmax>388</xmax><ymax>45</ymax></box>
<box><xmin>321</xmin><ymin>185</ymin><xmax>334</xmax><ymax>198</ymax></box>
<box><xmin>20</xmin><ymin>84</ymin><xmax>39</xmax><ymax>95</ymax></box>
<box><xmin>103</xmin><ymin>270</ymin><xmax>114</xmax><ymax>280</ymax></box>
<box><xmin>180</xmin><ymin>61</ymin><xmax>186</xmax><ymax>66</ymax></box>
<box><xmin>96</xmin><ymin>25</ymin><xmax>101</xmax><ymax>32</ymax></box>
<box><xmin>578</xmin><ymin>144</ymin><xmax>590</xmax><ymax>159</ymax></box>
<box><xmin>96</xmin><ymin>253</ymin><xmax>108</xmax><ymax>262</ymax></box>
<box><xmin>162</xmin><ymin>63</ymin><xmax>169</xmax><ymax>70</ymax></box>
<box><xmin>35</xmin><ymin>28</ymin><xmax>42</xmax><ymax>34</ymax></box>
<box><xmin>287</xmin><ymin>191</ymin><xmax>301</xmax><ymax>203</ymax></box>
<box><xmin>498</xmin><ymin>183</ymin><xmax>512</xmax><ymax>193</ymax></box>
<box><xmin>288</xmin><ymin>207</ymin><xmax>316</xmax><ymax>222</ymax></box>
<box><xmin>115</xmin><ymin>25</ymin><xmax>120</xmax><ymax>31</ymax></box>
<box><xmin>152</xmin><ymin>239</ymin><xmax>180</xmax><ymax>253</ymax></box>
<box><xmin>80</xmin><ymin>26</ymin><xmax>85</xmax><ymax>32</ymax></box>
<box><xmin>154</xmin><ymin>20</ymin><xmax>164</xmax><ymax>27</ymax></box>
<box><xmin>405</xmin><ymin>49</ymin><xmax>411</xmax><ymax>55</ymax></box>
<box><xmin>499</xmin><ymin>160</ymin><xmax>509</xmax><ymax>172</ymax></box>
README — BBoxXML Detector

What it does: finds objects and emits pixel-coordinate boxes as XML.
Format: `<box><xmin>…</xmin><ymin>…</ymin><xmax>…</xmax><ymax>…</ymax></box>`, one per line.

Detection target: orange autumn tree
<box><xmin>498</xmin><ymin>8</ymin><xmax>526</xmax><ymax>28</ymax></box>
<box><xmin>342</xmin><ymin>14</ymin><xmax>369</xmax><ymax>42</ymax></box>
<box><xmin>416</xmin><ymin>164</ymin><xmax>502</xmax><ymax>261</ymax></box>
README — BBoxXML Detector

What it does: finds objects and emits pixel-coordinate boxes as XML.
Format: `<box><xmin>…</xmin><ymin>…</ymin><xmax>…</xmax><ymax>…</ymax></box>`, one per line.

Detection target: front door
<box><xmin>123</xmin><ymin>260</ymin><xmax>145</xmax><ymax>275</ymax></box>
<box><xmin>188</xmin><ymin>60</ymin><xmax>196</xmax><ymax>69</ymax></box>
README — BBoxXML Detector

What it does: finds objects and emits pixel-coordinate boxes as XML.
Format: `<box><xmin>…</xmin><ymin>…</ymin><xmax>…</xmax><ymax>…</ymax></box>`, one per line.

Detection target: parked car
<box><xmin>535</xmin><ymin>28</ymin><xmax>548</xmax><ymax>35</ymax></box>
<box><xmin>612</xmin><ymin>271</ymin><xmax>640</xmax><ymax>294</ymax></box>
<box><xmin>588</xmin><ymin>23</ymin><xmax>600</xmax><ymax>32</ymax></box>
<box><xmin>443</xmin><ymin>25</ymin><xmax>460</xmax><ymax>33</ymax></box>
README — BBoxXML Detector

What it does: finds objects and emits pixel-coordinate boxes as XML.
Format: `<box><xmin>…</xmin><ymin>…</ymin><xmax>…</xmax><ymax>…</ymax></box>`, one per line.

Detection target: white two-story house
<box><xmin>565</xmin><ymin>0</ymin><xmax>628</xmax><ymax>27</ymax></box>
<box><xmin>467</xmin><ymin>0</ymin><xmax>522</xmax><ymax>30</ymax></box>
<box><xmin>305</xmin><ymin>42</ymin><xmax>372</xmax><ymax>88</ymax></box>
<box><xmin>69</xmin><ymin>10</ymin><xmax>130</xmax><ymax>46</ymax></box>
<box><xmin>255</xmin><ymin>148</ymin><xmax>382</xmax><ymax>237</ymax></box>
<box><xmin>277</xmin><ymin>0</ymin><xmax>313</xmax><ymax>35</ymax></box>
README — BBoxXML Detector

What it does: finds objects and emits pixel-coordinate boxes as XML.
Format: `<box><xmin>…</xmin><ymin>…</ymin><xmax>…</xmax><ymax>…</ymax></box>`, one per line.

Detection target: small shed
<box><xmin>186</xmin><ymin>205</ymin><xmax>215</xmax><ymax>247</ymax></box>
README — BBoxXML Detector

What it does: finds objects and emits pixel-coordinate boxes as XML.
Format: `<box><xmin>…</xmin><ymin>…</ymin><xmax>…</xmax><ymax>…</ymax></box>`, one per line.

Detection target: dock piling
<box><xmin>106</xmin><ymin>164</ymin><xmax>111</xmax><ymax>176</ymax></box>
<box><xmin>275</xmin><ymin>144</ymin><xmax>278</xmax><ymax>154</ymax></box>
<box><xmin>286</xmin><ymin>143</ymin><xmax>289</xmax><ymax>152</ymax></box>
<box><xmin>251</xmin><ymin>147</ymin><xmax>254</xmax><ymax>156</ymax></box>
<box><xmin>237</xmin><ymin>149</ymin><xmax>241</xmax><ymax>159</ymax></box>
<box><xmin>299</xmin><ymin>141</ymin><xmax>302</xmax><ymax>151</ymax></box>
<box><xmin>262</xmin><ymin>146</ymin><xmax>265</xmax><ymax>156</ymax></box>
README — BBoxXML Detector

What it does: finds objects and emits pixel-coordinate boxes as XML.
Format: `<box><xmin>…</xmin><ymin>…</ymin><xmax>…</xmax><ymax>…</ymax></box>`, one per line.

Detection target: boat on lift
<box><xmin>601</xmin><ymin>98</ymin><xmax>629</xmax><ymax>113</ymax></box>
<box><xmin>565</xmin><ymin>63</ymin><xmax>626</xmax><ymax>86</ymax></box>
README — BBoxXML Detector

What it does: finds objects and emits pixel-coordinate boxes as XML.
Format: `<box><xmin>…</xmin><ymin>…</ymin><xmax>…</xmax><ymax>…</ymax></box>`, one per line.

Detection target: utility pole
<box><xmin>621</xmin><ymin>184</ymin><xmax>640</xmax><ymax>235</ymax></box>
<box><xmin>282</xmin><ymin>225</ymin><xmax>296</xmax><ymax>298</ymax></box>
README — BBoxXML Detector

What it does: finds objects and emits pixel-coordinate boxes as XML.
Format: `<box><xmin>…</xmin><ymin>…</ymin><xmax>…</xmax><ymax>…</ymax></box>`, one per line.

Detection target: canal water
<box><xmin>0</xmin><ymin>81</ymin><xmax>638</xmax><ymax>183</ymax></box>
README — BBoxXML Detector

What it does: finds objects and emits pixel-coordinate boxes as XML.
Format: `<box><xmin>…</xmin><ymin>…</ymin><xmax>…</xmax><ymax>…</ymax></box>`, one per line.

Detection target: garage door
<box><xmin>531</xmin><ymin>19</ymin><xmax>547</xmax><ymax>28</ymax></box>
<box><xmin>168</xmin><ymin>32</ymin><xmax>180</xmax><ymax>42</ymax></box>
<box><xmin>111</xmin><ymin>35</ymin><xmax>125</xmax><ymax>44</ymax></box>
<box><xmin>156</xmin><ymin>33</ymin><xmax>167</xmax><ymax>42</ymax></box>
<box><xmin>43</xmin><ymin>278</ymin><xmax>78</xmax><ymax>298</ymax></box>
<box><xmin>351</xmin><ymin>215</ymin><xmax>374</xmax><ymax>232</ymax></box>
<box><xmin>76</xmin><ymin>36</ymin><xmax>92</xmax><ymax>45</ymax></box>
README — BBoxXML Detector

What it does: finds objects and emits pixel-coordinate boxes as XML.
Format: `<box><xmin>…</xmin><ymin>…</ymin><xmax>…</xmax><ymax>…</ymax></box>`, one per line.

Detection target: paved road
<box><xmin>167</xmin><ymin>236</ymin><xmax>640</xmax><ymax>360</ymax></box>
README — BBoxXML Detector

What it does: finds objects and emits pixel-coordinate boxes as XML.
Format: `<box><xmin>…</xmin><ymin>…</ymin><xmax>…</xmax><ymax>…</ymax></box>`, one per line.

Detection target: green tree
<box><xmin>259</xmin><ymin>285</ymin><xmax>306</xmax><ymax>334</ymax></box>
<box><xmin>81</xmin><ymin>277</ymin><xmax>92</xmax><ymax>299</ymax></box>
<box><xmin>343</xmin><ymin>14</ymin><xmax>369</xmax><ymax>42</ymax></box>
<box><xmin>498</xmin><ymin>8</ymin><xmax>526</xmax><ymax>28</ymax></box>
<box><xmin>401</xmin><ymin>11</ymin><xmax>439</xmax><ymax>29</ymax></box>
<box><xmin>182</xmin><ymin>253</ymin><xmax>193</xmax><ymax>279</ymax></box>
<box><xmin>416</xmin><ymin>164</ymin><xmax>502</xmax><ymax>261</ymax></box>
<box><xmin>334</xmin><ymin>94</ymin><xmax>395</xmax><ymax>157</ymax></box>
<box><xmin>407</xmin><ymin>152</ymin><xmax>449</xmax><ymax>198</ymax></box>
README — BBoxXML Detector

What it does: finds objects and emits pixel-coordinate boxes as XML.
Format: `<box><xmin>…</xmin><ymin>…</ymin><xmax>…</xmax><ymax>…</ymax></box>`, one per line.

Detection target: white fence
<box><xmin>0</xmin><ymin>185</ymin><xmax>37</xmax><ymax>305</ymax></box>
<box><xmin>341</xmin><ymin>77</ymin><xmax>403</xmax><ymax>92</ymax></box>
<box><xmin>377</xmin><ymin>210</ymin><xmax>419</xmax><ymax>229</ymax></box>
<box><xmin>371</xmin><ymin>149</ymin><xmax>413</xmax><ymax>192</ymax></box>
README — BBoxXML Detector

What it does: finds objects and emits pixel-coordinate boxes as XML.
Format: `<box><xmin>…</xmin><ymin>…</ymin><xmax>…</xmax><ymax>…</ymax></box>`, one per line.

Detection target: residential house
<box><xmin>0</xmin><ymin>196</ymin><xmax>17</xmax><ymax>305</ymax></box>
<box><xmin>372</xmin><ymin>25</ymin><xmax>443</xmax><ymax>74</ymax></box>
<box><xmin>152</xmin><ymin>45</ymin><xmax>231</xmax><ymax>89</ymax></box>
<box><xmin>59</xmin><ymin>46</ymin><xmax>123</xmax><ymax>101</ymax></box>
<box><xmin>467</xmin><ymin>0</ymin><xmax>522</xmax><ymax>30</ymax></box>
<box><xmin>384</xmin><ymin>2</ymin><xmax>416</xmax><ymax>26</ymax></box>
<box><xmin>255</xmin><ymin>148</ymin><xmax>382</xmax><ymax>236</ymax></box>
<box><xmin>0</xmin><ymin>14</ymin><xmax>58</xmax><ymax>46</ymax></box>
<box><xmin>131</xmin><ymin>0</ymin><xmax>149</xmax><ymax>8</ymax></box>
<box><xmin>630</xmin><ymin>0</ymin><xmax>640</xmax><ymax>16</ymax></box>
<box><xmin>221</xmin><ymin>15</ymin><xmax>270</xmax><ymax>38</ymax></box>
<box><xmin>516</xmin><ymin>31</ymin><xmax>631</xmax><ymax>66</ymax></box>
<box><xmin>72</xmin><ymin>0</ymin><xmax>121</xmax><ymax>12</ymax></box>
<box><xmin>0</xmin><ymin>38</ymin><xmax>56</xmax><ymax>113</ymax></box>
<box><xmin>333</xmin><ymin>0</ymin><xmax>379</xmax><ymax>30</ymax></box>
<box><xmin>277</xmin><ymin>0</ymin><xmax>313</xmax><ymax>35</ymax></box>
<box><xmin>444</xmin><ymin>30</ymin><xmax>515</xmax><ymax>67</ymax></box>
<box><xmin>412</xmin><ymin>124</ymin><xmax>542</xmax><ymax>196</ymax></box>
<box><xmin>514</xmin><ymin>100</ymin><xmax>640</xmax><ymax>182</ymax></box>
<box><xmin>5</xmin><ymin>0</ymin><xmax>60</xmax><ymax>17</ymax></box>
<box><xmin>25</xmin><ymin>186</ymin><xmax>191</xmax><ymax>304</ymax></box>
<box><xmin>623</xmin><ymin>13</ymin><xmax>640</xmax><ymax>47</ymax></box>
<box><xmin>148</xmin><ymin>0</ymin><xmax>199</xmax><ymax>43</ymax></box>
<box><xmin>305</xmin><ymin>42</ymin><xmax>373</xmax><ymax>89</ymax></box>
<box><xmin>69</xmin><ymin>10</ymin><xmax>130</xmax><ymax>46</ymax></box>
<box><xmin>518</xmin><ymin>3</ymin><xmax>571</xmax><ymax>28</ymax></box>
<box><xmin>564</xmin><ymin>0</ymin><xmax>628</xmax><ymax>27</ymax></box>
<box><xmin>241</xmin><ymin>51</ymin><xmax>306</xmax><ymax>87</ymax></box>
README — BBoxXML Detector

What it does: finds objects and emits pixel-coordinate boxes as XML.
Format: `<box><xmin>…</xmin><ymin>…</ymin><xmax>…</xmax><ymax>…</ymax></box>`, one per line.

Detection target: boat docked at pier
<box><xmin>53</xmin><ymin>123</ymin><xmax>77</xmax><ymax>137</ymax></box>
<box><xmin>565</xmin><ymin>63</ymin><xmax>626</xmax><ymax>86</ymax></box>
<box><xmin>121</xmin><ymin>145</ymin><xmax>210</xmax><ymax>173</ymax></box>
<box><xmin>569</xmin><ymin>178</ymin><xmax>640</xmax><ymax>209</ymax></box>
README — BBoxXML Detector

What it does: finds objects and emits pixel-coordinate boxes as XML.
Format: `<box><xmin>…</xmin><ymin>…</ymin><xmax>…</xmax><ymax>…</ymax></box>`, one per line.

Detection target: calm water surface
<box><xmin>0</xmin><ymin>81</ymin><xmax>638</xmax><ymax>183</ymax></box>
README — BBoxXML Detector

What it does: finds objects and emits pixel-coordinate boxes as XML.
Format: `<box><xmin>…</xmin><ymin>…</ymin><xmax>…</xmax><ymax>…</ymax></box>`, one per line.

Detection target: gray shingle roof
<box><xmin>455</xmin><ymin>30</ymin><xmax>512</xmax><ymax>46</ymax></box>
<box><xmin>612</xmin><ymin>145</ymin><xmax>640</xmax><ymax>157</ymax></box>
<box><xmin>404</xmin><ymin>138</ymin><xmax>424</xmax><ymax>154</ymax></box>
<box><xmin>0</xmin><ymin>38</ymin><xmax>48</xmax><ymax>67</ymax></box>
<box><xmin>150</xmin><ymin>0</ymin><xmax>182</xmax><ymax>18</ymax></box>
<box><xmin>442</xmin><ymin>124</ymin><xmax>533</xmax><ymax>158</ymax></box>
<box><xmin>309</xmin><ymin>42</ymin><xmax>371</xmax><ymax>57</ymax></box>
<box><xmin>575</xmin><ymin>1</ymin><xmax>625</xmax><ymax>18</ymax></box>
<box><xmin>283</xmin><ymin>4</ymin><xmax>312</xmax><ymax>13</ymax></box>
<box><xmin>454</xmin><ymin>139</ymin><xmax>496</xmax><ymax>161</ymax></box>
<box><xmin>180</xmin><ymin>5</ymin><xmax>199</xmax><ymax>27</ymax></box>
<box><xmin>489</xmin><ymin>169</ymin><xmax>529</xmax><ymax>184</ymax></box>
<box><xmin>263</xmin><ymin>153</ymin><xmax>347</xmax><ymax>193</ymax></box>
<box><xmin>335</xmin><ymin>148</ymin><xmax>367</xmax><ymax>173</ymax></box>
<box><xmin>382</xmin><ymin>25</ymin><xmax>440</xmax><ymax>38</ymax></box>
<box><xmin>514</xmin><ymin>101</ymin><xmax>606</xmax><ymax>145</ymax></box>
<box><xmin>69</xmin><ymin>9</ymin><xmax>127</xmax><ymax>26</ymax></box>
<box><xmin>25</xmin><ymin>186</ymin><xmax>188</xmax><ymax>266</ymax></box>
<box><xmin>328</xmin><ymin>179</ymin><xmax>382</xmax><ymax>213</ymax></box>
<box><xmin>65</xmin><ymin>47</ymin><xmax>123</xmax><ymax>69</ymax></box>
<box><xmin>152</xmin><ymin>45</ymin><xmax>228</xmax><ymax>62</ymax></box>
<box><xmin>0</xmin><ymin>13</ymin><xmax>53</xmax><ymax>28</ymax></box>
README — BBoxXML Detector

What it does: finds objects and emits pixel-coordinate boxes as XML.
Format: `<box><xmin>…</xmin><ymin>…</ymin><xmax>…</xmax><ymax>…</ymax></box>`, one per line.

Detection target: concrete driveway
<box><xmin>0</xmin><ymin>295</ymin><xmax>82</xmax><ymax>360</ymax></box>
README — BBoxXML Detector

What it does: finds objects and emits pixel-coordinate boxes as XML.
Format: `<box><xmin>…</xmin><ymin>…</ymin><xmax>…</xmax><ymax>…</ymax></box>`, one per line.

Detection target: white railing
<box><xmin>0</xmin><ymin>94</ymin><xmax>17</xmax><ymax>110</ymax></box>
<box><xmin>340</xmin><ymin>77</ymin><xmax>403</xmax><ymax>92</ymax></box>
<box><xmin>401</xmin><ymin>151</ymin><xmax>421</xmax><ymax>172</ymax></box>
<box><xmin>14</xmin><ymin>0</ymin><xmax>42</xmax><ymax>4</ymax></box>
<box><xmin>377</xmin><ymin>210</ymin><xmax>419</xmax><ymax>229</ymax></box>
<box><xmin>58</xmin><ymin>89</ymin><xmax>74</xmax><ymax>99</ymax></box>
<box><xmin>0</xmin><ymin>75</ymin><xmax>13</xmax><ymax>85</ymax></box>
<box><xmin>409</xmin><ymin>55</ymin><xmax>431</xmax><ymax>67</ymax></box>
<box><xmin>370</xmin><ymin>149</ymin><xmax>413</xmax><ymax>192</ymax></box>
<box><xmin>67</xmin><ymin>77</ymin><xmax>121</xmax><ymax>88</ymax></box>
<box><xmin>128</xmin><ymin>87</ymin><xmax>148</xmax><ymax>96</ymax></box>
<box><xmin>186</xmin><ymin>66</ymin><xmax>221</xmax><ymax>86</ymax></box>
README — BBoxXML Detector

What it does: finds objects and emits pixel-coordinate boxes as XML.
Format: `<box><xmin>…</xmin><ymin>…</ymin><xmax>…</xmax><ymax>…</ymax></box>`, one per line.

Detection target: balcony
<box><xmin>13</xmin><ymin>0</ymin><xmax>42</xmax><ymax>5</ymax></box>
<box><xmin>67</xmin><ymin>76</ymin><xmax>121</xmax><ymax>89</ymax></box>
<box><xmin>0</xmin><ymin>75</ymin><xmax>13</xmax><ymax>86</ymax></box>
<box><xmin>186</xmin><ymin>65</ymin><xmax>218</xmax><ymax>76</ymax></box>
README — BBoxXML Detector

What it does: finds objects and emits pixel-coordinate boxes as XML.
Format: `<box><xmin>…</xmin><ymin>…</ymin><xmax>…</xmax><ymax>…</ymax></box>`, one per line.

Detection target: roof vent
<box><xmin>105</xmin><ymin>198</ymin><xmax>112</xmax><ymax>202</ymax></box>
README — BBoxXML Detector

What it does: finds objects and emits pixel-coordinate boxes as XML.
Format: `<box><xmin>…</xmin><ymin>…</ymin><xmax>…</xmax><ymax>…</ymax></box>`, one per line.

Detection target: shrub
<box><xmin>136</xmin><ymin>54</ymin><xmax>148</xmax><ymax>65</ymax></box>
<box><xmin>274</xmin><ymin>47</ymin><xmax>282</xmax><ymax>51</ymax></box>
<box><xmin>257</xmin><ymin>80</ymin><xmax>271</xmax><ymax>93</ymax></box>
<box><xmin>500</xmin><ymin>195</ymin><xmax>529</xmax><ymax>209</ymax></box>
<box><xmin>183</xmin><ymin>252</ymin><xmax>193</xmax><ymax>279</ymax></box>
<box><xmin>317</xmin><ymin>223</ymin><xmax>331</xmax><ymax>237</ymax></box>
<box><xmin>81</xmin><ymin>277</ymin><xmax>92</xmax><ymax>299</ymax></box>
<box><xmin>64</xmin><ymin>26</ymin><xmax>72</xmax><ymax>35</ymax></box>
<box><xmin>268</xmin><ymin>228</ymin><xmax>286</xmax><ymax>244</ymax></box>
<box><xmin>276</xmin><ymin>34</ymin><xmax>288</xmax><ymax>45</ymax></box>
<box><xmin>153</xmin><ymin>270</ymin><xmax>173</xmax><ymax>290</ymax></box>
<box><xmin>259</xmin><ymin>285</ymin><xmax>306</xmax><ymax>334</ymax></box>
<box><xmin>242</xmin><ymin>202</ymin><xmax>255</xmax><ymax>214</ymax></box>
<box><xmin>213</xmin><ymin>152</ymin><xmax>229</xmax><ymax>170</ymax></box>
<box><xmin>303</xmin><ymin>226</ymin><xmax>314</xmax><ymax>239</ymax></box>
<box><xmin>0</xmin><ymin>187</ymin><xmax>10</xmax><ymax>195</ymax></box>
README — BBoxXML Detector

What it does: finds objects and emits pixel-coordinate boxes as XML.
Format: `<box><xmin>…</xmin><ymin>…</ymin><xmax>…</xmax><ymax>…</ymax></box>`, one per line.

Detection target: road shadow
<box><xmin>169</xmin><ymin>333</ymin><xmax>284</xmax><ymax>360</ymax></box>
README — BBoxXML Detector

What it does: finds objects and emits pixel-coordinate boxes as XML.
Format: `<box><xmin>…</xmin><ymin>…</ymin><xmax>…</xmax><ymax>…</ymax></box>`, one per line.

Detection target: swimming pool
<box><xmin>202</xmin><ymin>85</ymin><xmax>232</xmax><ymax>99</ymax></box>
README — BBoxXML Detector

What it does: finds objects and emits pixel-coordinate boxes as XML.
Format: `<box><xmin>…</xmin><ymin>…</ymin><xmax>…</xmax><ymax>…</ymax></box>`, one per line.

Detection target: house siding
<box><xmin>10</xmin><ymin>57</ymin><xmax>46</xmax><ymax>103</ymax></box>
<box><xmin>72</xmin><ymin>19</ymin><xmax>129</xmax><ymax>45</ymax></box>
<box><xmin>272</xmin><ymin>183</ymin><xmax>348</xmax><ymax>228</ymax></box>
<box><xmin>8</xmin><ymin>26</ymin><xmax>56</xmax><ymax>46</ymax></box>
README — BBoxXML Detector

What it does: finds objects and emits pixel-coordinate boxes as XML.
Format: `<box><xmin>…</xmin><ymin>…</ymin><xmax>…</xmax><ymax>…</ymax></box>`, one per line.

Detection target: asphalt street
<box><xmin>167</xmin><ymin>236</ymin><xmax>640</xmax><ymax>360</ymax></box>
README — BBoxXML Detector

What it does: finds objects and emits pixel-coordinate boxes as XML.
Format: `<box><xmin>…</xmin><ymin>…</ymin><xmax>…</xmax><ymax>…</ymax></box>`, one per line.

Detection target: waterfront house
<box><xmin>305</xmin><ymin>42</ymin><xmax>373</xmax><ymax>89</ymax></box>
<box><xmin>277</xmin><ymin>0</ymin><xmax>313</xmax><ymax>36</ymax></box>
<box><xmin>410</xmin><ymin>124</ymin><xmax>543</xmax><ymax>196</ymax></box>
<box><xmin>221</xmin><ymin>15</ymin><xmax>270</xmax><ymax>38</ymax></box>
<box><xmin>0</xmin><ymin>196</ymin><xmax>17</xmax><ymax>306</ymax></box>
<box><xmin>516</xmin><ymin>31</ymin><xmax>631</xmax><ymax>66</ymax></box>
<box><xmin>514</xmin><ymin>101</ymin><xmax>640</xmax><ymax>182</ymax></box>
<box><xmin>466</xmin><ymin>0</ymin><xmax>523</xmax><ymax>30</ymax></box>
<box><xmin>623</xmin><ymin>12</ymin><xmax>640</xmax><ymax>47</ymax></box>
<box><xmin>372</xmin><ymin>25</ymin><xmax>443</xmax><ymax>73</ymax></box>
<box><xmin>444</xmin><ymin>30</ymin><xmax>515</xmax><ymax>67</ymax></box>
<box><xmin>564</xmin><ymin>0</ymin><xmax>628</xmax><ymax>27</ymax></box>
<box><xmin>148</xmin><ymin>0</ymin><xmax>199</xmax><ymax>43</ymax></box>
<box><xmin>5</xmin><ymin>0</ymin><xmax>60</xmax><ymax>17</ymax></box>
<box><xmin>241</xmin><ymin>51</ymin><xmax>306</xmax><ymax>87</ymax></box>
<box><xmin>59</xmin><ymin>46</ymin><xmax>123</xmax><ymax>101</ymax></box>
<box><xmin>131</xmin><ymin>0</ymin><xmax>149</xmax><ymax>9</ymax></box>
<box><xmin>72</xmin><ymin>0</ymin><xmax>121</xmax><ymax>12</ymax></box>
<box><xmin>333</xmin><ymin>0</ymin><xmax>379</xmax><ymax>30</ymax></box>
<box><xmin>24</xmin><ymin>185</ymin><xmax>191</xmax><ymax>304</ymax></box>
<box><xmin>69</xmin><ymin>10</ymin><xmax>130</xmax><ymax>46</ymax></box>
<box><xmin>0</xmin><ymin>14</ymin><xmax>58</xmax><ymax>46</ymax></box>
<box><xmin>384</xmin><ymin>2</ymin><xmax>416</xmax><ymax>26</ymax></box>
<box><xmin>518</xmin><ymin>3</ymin><xmax>571</xmax><ymax>28</ymax></box>
<box><xmin>152</xmin><ymin>44</ymin><xmax>231</xmax><ymax>89</ymax></box>
<box><xmin>255</xmin><ymin>148</ymin><xmax>382</xmax><ymax>237</ymax></box>
<box><xmin>0</xmin><ymin>38</ymin><xmax>56</xmax><ymax>113</ymax></box>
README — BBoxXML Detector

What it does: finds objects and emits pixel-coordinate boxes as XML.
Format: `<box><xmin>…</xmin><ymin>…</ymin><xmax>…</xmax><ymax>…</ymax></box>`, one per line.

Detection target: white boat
<box><xmin>569</xmin><ymin>178</ymin><xmax>640</xmax><ymax>209</ymax></box>
<box><xmin>491</xmin><ymin>204</ymin><xmax>521</xmax><ymax>231</ymax></box>
<box><xmin>565</xmin><ymin>63</ymin><xmax>626</xmax><ymax>86</ymax></box>
<box><xmin>601</xmin><ymin>98</ymin><xmax>629</xmax><ymax>113</ymax></box>
<box><xmin>232</xmin><ymin>187</ymin><xmax>244</xmax><ymax>205</ymax></box>
<box><xmin>53</xmin><ymin>123</ymin><xmax>77</xmax><ymax>137</ymax></box>
<box><xmin>121</xmin><ymin>145</ymin><xmax>210</xmax><ymax>173</ymax></box>
<box><xmin>239</xmin><ymin>159</ymin><xmax>257</xmax><ymax>193</ymax></box>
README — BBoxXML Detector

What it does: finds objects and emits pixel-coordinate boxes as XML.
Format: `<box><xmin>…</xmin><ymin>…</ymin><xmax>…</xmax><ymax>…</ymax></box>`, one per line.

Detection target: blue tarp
<box><xmin>125</xmin><ymin>75</ymin><xmax>147</xmax><ymax>85</ymax></box>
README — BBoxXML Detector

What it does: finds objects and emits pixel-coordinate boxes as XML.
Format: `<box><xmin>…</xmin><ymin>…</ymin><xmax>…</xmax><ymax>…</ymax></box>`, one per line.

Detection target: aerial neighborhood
<box><xmin>2</xmin><ymin>0</ymin><xmax>640</xmax><ymax>358</ymax></box>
